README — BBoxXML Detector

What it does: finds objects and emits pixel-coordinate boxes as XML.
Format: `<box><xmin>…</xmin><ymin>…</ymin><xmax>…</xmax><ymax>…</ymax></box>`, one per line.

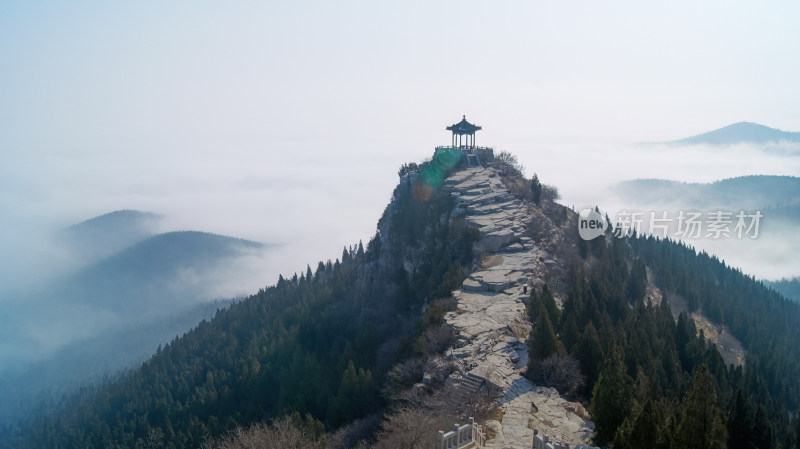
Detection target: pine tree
<box><xmin>572</xmin><ymin>322</ymin><xmax>604</xmax><ymax>389</ymax></box>
<box><xmin>639</xmin><ymin>401</ymin><xmax>665</xmax><ymax>447</ymax></box>
<box><xmin>793</xmin><ymin>413</ymin><xmax>800</xmax><ymax>449</ymax></box>
<box><xmin>540</xmin><ymin>284</ymin><xmax>561</xmax><ymax>326</ymax></box>
<box><xmin>329</xmin><ymin>361</ymin><xmax>360</xmax><ymax>426</ymax></box>
<box><xmin>591</xmin><ymin>344</ymin><xmax>634</xmax><ymax>445</ymax></box>
<box><xmin>614</xmin><ymin>399</ymin><xmax>667</xmax><ymax>449</ymax></box>
<box><xmin>672</xmin><ymin>365</ymin><xmax>727</xmax><ymax>449</ymax></box>
<box><xmin>529</xmin><ymin>302</ymin><xmax>565</xmax><ymax>361</ymax></box>
<box><xmin>530</xmin><ymin>173</ymin><xmax>542</xmax><ymax>205</ymax></box>
<box><xmin>559</xmin><ymin>312</ymin><xmax>580</xmax><ymax>352</ymax></box>
<box><xmin>727</xmin><ymin>389</ymin><xmax>752</xmax><ymax>449</ymax></box>
<box><xmin>356</xmin><ymin>241</ymin><xmax>365</xmax><ymax>260</ymax></box>
<box><xmin>626</xmin><ymin>258</ymin><xmax>648</xmax><ymax>303</ymax></box>
<box><xmin>750</xmin><ymin>405</ymin><xmax>773</xmax><ymax>449</ymax></box>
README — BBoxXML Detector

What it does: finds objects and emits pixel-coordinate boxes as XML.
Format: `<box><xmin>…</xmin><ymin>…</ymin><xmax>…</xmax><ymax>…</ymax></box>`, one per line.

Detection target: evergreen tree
<box><xmin>529</xmin><ymin>302</ymin><xmax>565</xmax><ymax>361</ymax></box>
<box><xmin>559</xmin><ymin>312</ymin><xmax>580</xmax><ymax>352</ymax></box>
<box><xmin>539</xmin><ymin>284</ymin><xmax>561</xmax><ymax>326</ymax></box>
<box><xmin>356</xmin><ymin>241</ymin><xmax>365</xmax><ymax>260</ymax></box>
<box><xmin>793</xmin><ymin>413</ymin><xmax>800</xmax><ymax>449</ymax></box>
<box><xmin>614</xmin><ymin>399</ymin><xmax>668</xmax><ymax>449</ymax></box>
<box><xmin>530</xmin><ymin>173</ymin><xmax>543</xmax><ymax>205</ymax></box>
<box><xmin>750</xmin><ymin>405</ymin><xmax>773</xmax><ymax>449</ymax></box>
<box><xmin>329</xmin><ymin>361</ymin><xmax>361</xmax><ymax>427</ymax></box>
<box><xmin>672</xmin><ymin>365</ymin><xmax>727</xmax><ymax>449</ymax></box>
<box><xmin>626</xmin><ymin>258</ymin><xmax>648</xmax><ymax>303</ymax></box>
<box><xmin>591</xmin><ymin>344</ymin><xmax>634</xmax><ymax>445</ymax></box>
<box><xmin>630</xmin><ymin>400</ymin><xmax>666</xmax><ymax>449</ymax></box>
<box><xmin>727</xmin><ymin>389</ymin><xmax>752</xmax><ymax>449</ymax></box>
<box><xmin>572</xmin><ymin>322</ymin><xmax>604</xmax><ymax>389</ymax></box>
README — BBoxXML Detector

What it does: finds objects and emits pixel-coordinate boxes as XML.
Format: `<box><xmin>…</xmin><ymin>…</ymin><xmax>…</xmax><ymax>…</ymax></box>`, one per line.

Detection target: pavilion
<box><xmin>446</xmin><ymin>115</ymin><xmax>482</xmax><ymax>148</ymax></box>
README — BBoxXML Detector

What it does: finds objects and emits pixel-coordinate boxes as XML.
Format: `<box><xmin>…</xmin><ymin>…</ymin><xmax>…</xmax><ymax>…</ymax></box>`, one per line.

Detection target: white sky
<box><xmin>2</xmin><ymin>0</ymin><xmax>800</xmax><ymax>286</ymax></box>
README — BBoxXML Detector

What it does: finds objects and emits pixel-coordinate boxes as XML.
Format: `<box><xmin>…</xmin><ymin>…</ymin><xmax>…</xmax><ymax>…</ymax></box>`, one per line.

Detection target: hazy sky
<box><xmin>2</xmin><ymin>0</ymin><xmax>800</xmax><ymax>287</ymax></box>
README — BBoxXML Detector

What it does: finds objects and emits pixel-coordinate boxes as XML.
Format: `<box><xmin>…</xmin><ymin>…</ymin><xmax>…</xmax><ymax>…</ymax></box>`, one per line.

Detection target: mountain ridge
<box><xmin>59</xmin><ymin>209</ymin><xmax>163</xmax><ymax>264</ymax></box>
<box><xmin>667</xmin><ymin>121</ymin><xmax>800</xmax><ymax>145</ymax></box>
<box><xmin>50</xmin><ymin>230</ymin><xmax>265</xmax><ymax>315</ymax></box>
<box><xmin>613</xmin><ymin>175</ymin><xmax>800</xmax><ymax>209</ymax></box>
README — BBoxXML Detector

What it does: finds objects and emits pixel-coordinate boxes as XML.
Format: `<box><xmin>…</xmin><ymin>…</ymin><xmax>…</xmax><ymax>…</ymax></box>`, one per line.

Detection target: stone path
<box><xmin>442</xmin><ymin>167</ymin><xmax>595</xmax><ymax>449</ymax></box>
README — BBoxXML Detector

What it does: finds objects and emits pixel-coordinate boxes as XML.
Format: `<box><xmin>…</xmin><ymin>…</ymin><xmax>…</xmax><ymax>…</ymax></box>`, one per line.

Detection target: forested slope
<box><xmin>9</xmin><ymin>155</ymin><xmax>477</xmax><ymax>449</ymax></box>
<box><xmin>529</xmin><ymin>230</ymin><xmax>800</xmax><ymax>447</ymax></box>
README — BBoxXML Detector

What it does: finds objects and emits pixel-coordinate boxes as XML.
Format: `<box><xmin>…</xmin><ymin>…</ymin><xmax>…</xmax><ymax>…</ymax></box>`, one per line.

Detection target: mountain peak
<box><xmin>59</xmin><ymin>210</ymin><xmax>163</xmax><ymax>264</ymax></box>
<box><xmin>671</xmin><ymin>121</ymin><xmax>800</xmax><ymax>145</ymax></box>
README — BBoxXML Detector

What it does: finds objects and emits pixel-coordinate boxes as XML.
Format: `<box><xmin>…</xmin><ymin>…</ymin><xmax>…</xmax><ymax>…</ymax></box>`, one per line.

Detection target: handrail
<box><xmin>437</xmin><ymin>417</ymin><xmax>484</xmax><ymax>449</ymax></box>
<box><xmin>435</xmin><ymin>145</ymin><xmax>494</xmax><ymax>151</ymax></box>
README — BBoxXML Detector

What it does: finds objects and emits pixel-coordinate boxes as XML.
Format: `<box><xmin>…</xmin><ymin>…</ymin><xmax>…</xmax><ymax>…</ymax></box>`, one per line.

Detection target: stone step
<box><xmin>460</xmin><ymin>378</ymin><xmax>483</xmax><ymax>391</ymax></box>
<box><xmin>466</xmin><ymin>372</ymin><xmax>487</xmax><ymax>384</ymax></box>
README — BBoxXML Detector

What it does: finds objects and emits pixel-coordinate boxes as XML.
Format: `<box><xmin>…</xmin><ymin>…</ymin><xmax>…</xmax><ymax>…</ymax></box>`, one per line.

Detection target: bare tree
<box><xmin>327</xmin><ymin>414</ymin><xmax>381</xmax><ymax>449</ymax></box>
<box><xmin>387</xmin><ymin>358</ymin><xmax>426</xmax><ymax>390</ymax></box>
<box><xmin>495</xmin><ymin>151</ymin><xmax>525</xmax><ymax>176</ymax></box>
<box><xmin>541</xmin><ymin>184</ymin><xmax>561</xmax><ymax>202</ymax></box>
<box><xmin>200</xmin><ymin>417</ymin><xmax>325</xmax><ymax>449</ymax></box>
<box><xmin>527</xmin><ymin>354</ymin><xmax>585</xmax><ymax>398</ymax></box>
<box><xmin>134</xmin><ymin>427</ymin><xmax>164</xmax><ymax>449</ymax></box>
<box><xmin>527</xmin><ymin>212</ymin><xmax>554</xmax><ymax>243</ymax></box>
<box><xmin>373</xmin><ymin>408</ymin><xmax>457</xmax><ymax>449</ymax></box>
<box><xmin>422</xmin><ymin>324</ymin><xmax>455</xmax><ymax>355</ymax></box>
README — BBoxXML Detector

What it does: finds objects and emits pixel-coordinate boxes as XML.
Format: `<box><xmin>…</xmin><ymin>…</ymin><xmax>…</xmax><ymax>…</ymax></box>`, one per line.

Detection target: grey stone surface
<box><xmin>503</xmin><ymin>242</ymin><xmax>525</xmax><ymax>252</ymax></box>
<box><xmin>443</xmin><ymin>166</ymin><xmax>594</xmax><ymax>449</ymax></box>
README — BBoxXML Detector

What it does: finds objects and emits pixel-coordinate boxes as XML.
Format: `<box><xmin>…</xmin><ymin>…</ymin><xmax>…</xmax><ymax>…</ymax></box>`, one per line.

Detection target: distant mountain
<box><xmin>610</xmin><ymin>175</ymin><xmax>800</xmax><ymax>284</ymax></box>
<box><xmin>669</xmin><ymin>122</ymin><xmax>800</xmax><ymax>146</ymax></box>
<box><xmin>766</xmin><ymin>277</ymin><xmax>800</xmax><ymax>302</ymax></box>
<box><xmin>59</xmin><ymin>210</ymin><xmax>162</xmax><ymax>264</ymax></box>
<box><xmin>0</xmin><ymin>229</ymin><xmax>270</xmax><ymax>430</ymax></box>
<box><xmin>0</xmin><ymin>230</ymin><xmax>268</xmax><ymax>367</ymax></box>
<box><xmin>54</xmin><ymin>230</ymin><xmax>265</xmax><ymax>315</ymax></box>
<box><xmin>612</xmin><ymin>175</ymin><xmax>800</xmax><ymax>211</ymax></box>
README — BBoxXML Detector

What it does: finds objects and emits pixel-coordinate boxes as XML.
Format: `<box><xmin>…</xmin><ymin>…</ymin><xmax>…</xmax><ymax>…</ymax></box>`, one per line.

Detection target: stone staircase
<box><xmin>450</xmin><ymin>373</ymin><xmax>487</xmax><ymax>403</ymax></box>
<box><xmin>442</xmin><ymin>166</ymin><xmax>596</xmax><ymax>449</ymax></box>
<box><xmin>463</xmin><ymin>148</ymin><xmax>481</xmax><ymax>167</ymax></box>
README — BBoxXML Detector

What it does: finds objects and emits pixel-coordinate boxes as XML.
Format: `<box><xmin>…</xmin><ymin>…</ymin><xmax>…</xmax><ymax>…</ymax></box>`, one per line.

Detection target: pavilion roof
<box><xmin>446</xmin><ymin>115</ymin><xmax>482</xmax><ymax>135</ymax></box>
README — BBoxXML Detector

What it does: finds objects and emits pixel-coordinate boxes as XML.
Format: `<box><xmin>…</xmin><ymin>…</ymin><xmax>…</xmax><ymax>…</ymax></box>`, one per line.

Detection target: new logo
<box><xmin>578</xmin><ymin>209</ymin><xmax>605</xmax><ymax>240</ymax></box>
